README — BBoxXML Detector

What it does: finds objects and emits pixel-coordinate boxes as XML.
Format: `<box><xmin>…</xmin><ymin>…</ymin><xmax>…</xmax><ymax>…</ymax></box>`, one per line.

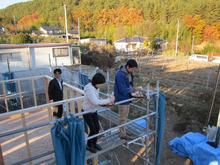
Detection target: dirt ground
<box><xmin>0</xmin><ymin>55</ymin><xmax>219</xmax><ymax>165</ymax></box>
<box><xmin>107</xmin><ymin>55</ymin><xmax>220</xmax><ymax>165</ymax></box>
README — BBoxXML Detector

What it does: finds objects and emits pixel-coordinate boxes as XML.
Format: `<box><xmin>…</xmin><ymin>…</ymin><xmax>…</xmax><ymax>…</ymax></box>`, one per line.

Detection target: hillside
<box><xmin>0</xmin><ymin>0</ymin><xmax>220</xmax><ymax>48</ymax></box>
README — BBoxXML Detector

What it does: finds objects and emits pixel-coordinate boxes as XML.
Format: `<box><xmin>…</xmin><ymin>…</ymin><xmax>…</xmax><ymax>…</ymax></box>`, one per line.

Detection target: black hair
<box><xmin>53</xmin><ymin>68</ymin><xmax>62</xmax><ymax>74</ymax></box>
<box><xmin>126</xmin><ymin>59</ymin><xmax>138</xmax><ymax>68</ymax></box>
<box><xmin>92</xmin><ymin>73</ymin><xmax>106</xmax><ymax>86</ymax></box>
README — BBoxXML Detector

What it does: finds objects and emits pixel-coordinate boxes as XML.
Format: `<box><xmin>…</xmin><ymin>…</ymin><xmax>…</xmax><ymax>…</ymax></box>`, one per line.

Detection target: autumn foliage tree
<box><xmin>17</xmin><ymin>11</ymin><xmax>44</xmax><ymax>32</ymax></box>
<box><xmin>203</xmin><ymin>25</ymin><xmax>220</xmax><ymax>41</ymax></box>
<box><xmin>182</xmin><ymin>14</ymin><xmax>220</xmax><ymax>43</ymax></box>
<box><xmin>182</xmin><ymin>14</ymin><xmax>206</xmax><ymax>43</ymax></box>
<box><xmin>9</xmin><ymin>25</ymin><xmax>16</xmax><ymax>33</ymax></box>
<box><xmin>72</xmin><ymin>5</ymin><xmax>144</xmax><ymax>35</ymax></box>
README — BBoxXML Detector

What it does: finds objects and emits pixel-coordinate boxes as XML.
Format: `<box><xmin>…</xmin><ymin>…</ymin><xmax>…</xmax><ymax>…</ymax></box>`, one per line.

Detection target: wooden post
<box><xmin>69</xmin><ymin>89</ymin><xmax>75</xmax><ymax>114</ymax></box>
<box><xmin>205</xmin><ymin>64</ymin><xmax>220</xmax><ymax>129</ymax></box>
<box><xmin>18</xmin><ymin>80</ymin><xmax>24</xmax><ymax>109</ymax></box>
<box><xmin>21</xmin><ymin>113</ymin><xmax>32</xmax><ymax>165</ymax></box>
<box><xmin>32</xmin><ymin>78</ymin><xmax>37</xmax><ymax>106</ymax></box>
<box><xmin>92</xmin><ymin>156</ymin><xmax>98</xmax><ymax>165</ymax></box>
<box><xmin>44</xmin><ymin>77</ymin><xmax>49</xmax><ymax>103</ymax></box>
<box><xmin>76</xmin><ymin>92</ymin><xmax>82</xmax><ymax>116</ymax></box>
<box><xmin>2</xmin><ymin>82</ymin><xmax>9</xmax><ymax>112</ymax></box>
<box><xmin>0</xmin><ymin>143</ymin><xmax>4</xmax><ymax>165</ymax></box>
<box><xmin>216</xmin><ymin>110</ymin><xmax>220</xmax><ymax>145</ymax></box>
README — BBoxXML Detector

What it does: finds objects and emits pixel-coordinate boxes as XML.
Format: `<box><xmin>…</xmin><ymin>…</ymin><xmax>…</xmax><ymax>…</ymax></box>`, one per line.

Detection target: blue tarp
<box><xmin>167</xmin><ymin>132</ymin><xmax>220</xmax><ymax>165</ymax></box>
<box><xmin>3</xmin><ymin>72</ymin><xmax>18</xmax><ymax>110</ymax></box>
<box><xmin>51</xmin><ymin>116</ymin><xmax>86</xmax><ymax>165</ymax></box>
<box><xmin>78</xmin><ymin>72</ymin><xmax>89</xmax><ymax>89</ymax></box>
<box><xmin>153</xmin><ymin>93</ymin><xmax>166</xmax><ymax>165</ymax></box>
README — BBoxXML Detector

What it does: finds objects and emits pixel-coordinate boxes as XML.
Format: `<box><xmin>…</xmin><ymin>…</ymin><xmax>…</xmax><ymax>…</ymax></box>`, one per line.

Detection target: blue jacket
<box><xmin>114</xmin><ymin>65</ymin><xmax>135</xmax><ymax>105</ymax></box>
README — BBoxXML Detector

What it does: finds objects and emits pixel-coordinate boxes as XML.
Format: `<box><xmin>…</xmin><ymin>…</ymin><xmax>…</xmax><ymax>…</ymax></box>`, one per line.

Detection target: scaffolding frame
<box><xmin>0</xmin><ymin>73</ymin><xmax>160</xmax><ymax>165</ymax></box>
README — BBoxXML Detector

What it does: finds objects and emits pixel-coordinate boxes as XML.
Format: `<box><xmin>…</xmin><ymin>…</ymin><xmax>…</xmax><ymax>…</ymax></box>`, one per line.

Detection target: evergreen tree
<box><xmin>10</xmin><ymin>33</ymin><xmax>33</xmax><ymax>44</ymax></box>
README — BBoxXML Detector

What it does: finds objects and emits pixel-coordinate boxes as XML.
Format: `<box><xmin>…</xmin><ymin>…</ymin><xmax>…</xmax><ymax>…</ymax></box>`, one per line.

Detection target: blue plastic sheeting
<box><xmin>135</xmin><ymin>119</ymin><xmax>146</xmax><ymax>127</ymax></box>
<box><xmin>153</xmin><ymin>93</ymin><xmax>166</xmax><ymax>165</ymax></box>
<box><xmin>51</xmin><ymin>116</ymin><xmax>86</xmax><ymax>165</ymax></box>
<box><xmin>78</xmin><ymin>72</ymin><xmax>89</xmax><ymax>88</ymax></box>
<box><xmin>3</xmin><ymin>72</ymin><xmax>18</xmax><ymax>110</ymax></box>
<box><xmin>167</xmin><ymin>132</ymin><xmax>220</xmax><ymax>165</ymax></box>
<box><xmin>2</xmin><ymin>72</ymin><xmax>16</xmax><ymax>94</ymax></box>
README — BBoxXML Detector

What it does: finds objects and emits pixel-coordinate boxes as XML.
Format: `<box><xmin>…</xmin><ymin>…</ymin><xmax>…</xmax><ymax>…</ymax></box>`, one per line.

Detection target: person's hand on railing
<box><xmin>109</xmin><ymin>95</ymin><xmax>115</xmax><ymax>104</ymax></box>
<box><xmin>135</xmin><ymin>86</ymin><xmax>142</xmax><ymax>92</ymax></box>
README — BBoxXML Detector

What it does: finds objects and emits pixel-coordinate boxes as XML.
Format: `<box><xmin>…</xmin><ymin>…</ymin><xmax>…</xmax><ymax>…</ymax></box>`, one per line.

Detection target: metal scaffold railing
<box><xmin>0</xmin><ymin>72</ymin><xmax>163</xmax><ymax>165</ymax></box>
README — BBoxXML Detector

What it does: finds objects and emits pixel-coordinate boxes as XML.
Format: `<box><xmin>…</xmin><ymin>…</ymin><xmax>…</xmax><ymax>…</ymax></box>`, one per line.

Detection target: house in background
<box><xmin>68</xmin><ymin>30</ymin><xmax>79</xmax><ymax>39</ymax></box>
<box><xmin>80</xmin><ymin>38</ymin><xmax>107</xmax><ymax>46</ymax></box>
<box><xmin>31</xmin><ymin>30</ymin><xmax>41</xmax><ymax>35</ymax></box>
<box><xmin>114</xmin><ymin>35</ymin><xmax>146</xmax><ymax>52</ymax></box>
<box><xmin>154</xmin><ymin>37</ymin><xmax>168</xmax><ymax>50</ymax></box>
<box><xmin>32</xmin><ymin>27</ymin><xmax>80</xmax><ymax>40</ymax></box>
<box><xmin>114</xmin><ymin>36</ymin><xmax>168</xmax><ymax>53</ymax></box>
<box><xmin>39</xmin><ymin>26</ymin><xmax>62</xmax><ymax>36</ymax></box>
<box><xmin>32</xmin><ymin>26</ymin><xmax>63</xmax><ymax>37</ymax></box>
<box><xmin>0</xmin><ymin>43</ymin><xmax>81</xmax><ymax>73</ymax></box>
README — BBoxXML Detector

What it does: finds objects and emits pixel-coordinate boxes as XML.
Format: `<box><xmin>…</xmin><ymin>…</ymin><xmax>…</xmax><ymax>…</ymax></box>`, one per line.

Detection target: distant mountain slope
<box><xmin>0</xmin><ymin>0</ymin><xmax>219</xmax><ymax>26</ymax></box>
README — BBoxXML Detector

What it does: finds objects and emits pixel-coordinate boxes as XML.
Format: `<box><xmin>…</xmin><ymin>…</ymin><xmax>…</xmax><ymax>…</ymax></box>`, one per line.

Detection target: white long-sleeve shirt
<box><xmin>82</xmin><ymin>83</ymin><xmax>110</xmax><ymax>111</ymax></box>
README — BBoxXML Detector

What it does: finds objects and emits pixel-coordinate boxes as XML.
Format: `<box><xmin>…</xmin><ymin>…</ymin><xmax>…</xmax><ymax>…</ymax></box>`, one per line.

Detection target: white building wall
<box><xmin>34</xmin><ymin>46</ymin><xmax>72</xmax><ymax>68</ymax></box>
<box><xmin>39</xmin><ymin>27</ymin><xmax>47</xmax><ymax>34</ymax></box>
<box><xmin>80</xmin><ymin>39</ymin><xmax>90</xmax><ymax>44</ymax></box>
<box><xmin>114</xmin><ymin>43</ymin><xmax>128</xmax><ymax>52</ymax></box>
<box><xmin>0</xmin><ymin>48</ymin><xmax>30</xmax><ymax>73</ymax></box>
<box><xmin>0</xmin><ymin>45</ymin><xmax>73</xmax><ymax>73</ymax></box>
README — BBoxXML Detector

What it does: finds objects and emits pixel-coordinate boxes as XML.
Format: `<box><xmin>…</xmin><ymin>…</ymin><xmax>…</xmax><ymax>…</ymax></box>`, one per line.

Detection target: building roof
<box><xmin>114</xmin><ymin>35</ymin><xmax>146</xmax><ymax>43</ymax></box>
<box><xmin>41</xmin><ymin>26</ymin><xmax>62</xmax><ymax>31</ymax></box>
<box><xmin>32</xmin><ymin>30</ymin><xmax>40</xmax><ymax>34</ymax></box>
<box><xmin>155</xmin><ymin>37</ymin><xmax>167</xmax><ymax>42</ymax></box>
<box><xmin>68</xmin><ymin>30</ymin><xmax>78</xmax><ymax>34</ymax></box>
<box><xmin>0</xmin><ymin>43</ymin><xmax>71</xmax><ymax>49</ymax></box>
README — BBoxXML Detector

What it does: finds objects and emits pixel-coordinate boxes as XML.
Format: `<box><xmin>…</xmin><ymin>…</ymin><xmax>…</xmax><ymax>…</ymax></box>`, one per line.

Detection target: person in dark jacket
<box><xmin>48</xmin><ymin>68</ymin><xmax>63</xmax><ymax>118</ymax></box>
<box><xmin>114</xmin><ymin>59</ymin><xmax>142</xmax><ymax>140</ymax></box>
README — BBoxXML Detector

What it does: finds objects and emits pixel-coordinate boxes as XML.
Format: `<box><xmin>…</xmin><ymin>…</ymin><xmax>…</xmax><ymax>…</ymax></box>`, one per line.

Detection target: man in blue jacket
<box><xmin>114</xmin><ymin>59</ymin><xmax>142</xmax><ymax>140</ymax></box>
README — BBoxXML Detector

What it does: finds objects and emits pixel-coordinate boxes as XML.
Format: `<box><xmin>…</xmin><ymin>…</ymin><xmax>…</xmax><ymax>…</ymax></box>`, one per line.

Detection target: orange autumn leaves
<box><xmin>182</xmin><ymin>14</ymin><xmax>220</xmax><ymax>41</ymax></box>
<box><xmin>9</xmin><ymin>11</ymin><xmax>44</xmax><ymax>31</ymax></box>
<box><xmin>13</xmin><ymin>6</ymin><xmax>144</xmax><ymax>33</ymax></box>
<box><xmin>72</xmin><ymin>5</ymin><xmax>144</xmax><ymax>29</ymax></box>
<box><xmin>10</xmin><ymin>7</ymin><xmax>220</xmax><ymax>44</ymax></box>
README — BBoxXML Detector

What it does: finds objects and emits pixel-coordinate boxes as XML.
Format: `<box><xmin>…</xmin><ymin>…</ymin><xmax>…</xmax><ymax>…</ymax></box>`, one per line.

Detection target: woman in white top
<box><xmin>83</xmin><ymin>73</ymin><xmax>115</xmax><ymax>153</ymax></box>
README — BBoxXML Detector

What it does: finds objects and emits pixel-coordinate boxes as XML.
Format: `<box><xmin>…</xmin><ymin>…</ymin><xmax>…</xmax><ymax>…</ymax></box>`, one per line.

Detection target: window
<box><xmin>72</xmin><ymin>47</ymin><xmax>80</xmax><ymax>64</ymax></box>
<box><xmin>0</xmin><ymin>52</ymin><xmax>21</xmax><ymax>63</ymax></box>
<box><xmin>53</xmin><ymin>47</ymin><xmax>69</xmax><ymax>57</ymax></box>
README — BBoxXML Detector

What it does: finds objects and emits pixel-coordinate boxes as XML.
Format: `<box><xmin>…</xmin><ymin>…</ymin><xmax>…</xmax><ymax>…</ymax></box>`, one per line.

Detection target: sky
<box><xmin>0</xmin><ymin>0</ymin><xmax>31</xmax><ymax>10</ymax></box>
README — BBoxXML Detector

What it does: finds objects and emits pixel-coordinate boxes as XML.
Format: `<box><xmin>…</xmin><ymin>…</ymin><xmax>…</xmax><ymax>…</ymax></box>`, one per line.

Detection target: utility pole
<box><xmin>78</xmin><ymin>17</ymin><xmax>80</xmax><ymax>43</ymax></box>
<box><xmin>13</xmin><ymin>15</ymin><xmax>17</xmax><ymax>34</ymax></box>
<box><xmin>63</xmin><ymin>4</ymin><xmax>69</xmax><ymax>43</ymax></box>
<box><xmin>191</xmin><ymin>36</ymin><xmax>194</xmax><ymax>55</ymax></box>
<box><xmin>105</xmin><ymin>29</ymin><xmax>107</xmax><ymax>45</ymax></box>
<box><xmin>175</xmin><ymin>18</ymin><xmax>179</xmax><ymax>56</ymax></box>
